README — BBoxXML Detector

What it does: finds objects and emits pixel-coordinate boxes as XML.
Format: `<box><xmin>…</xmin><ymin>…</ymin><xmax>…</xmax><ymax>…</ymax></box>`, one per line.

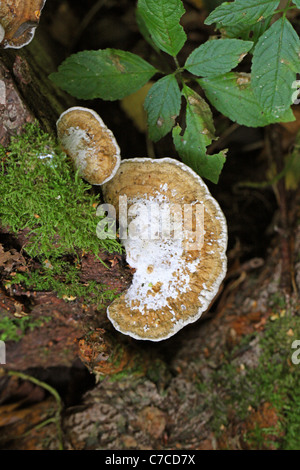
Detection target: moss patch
<box><xmin>201</xmin><ymin>312</ymin><xmax>300</xmax><ymax>449</ymax></box>
<box><xmin>0</xmin><ymin>315</ymin><xmax>51</xmax><ymax>342</ymax></box>
<box><xmin>0</xmin><ymin>122</ymin><xmax>122</xmax><ymax>307</ymax></box>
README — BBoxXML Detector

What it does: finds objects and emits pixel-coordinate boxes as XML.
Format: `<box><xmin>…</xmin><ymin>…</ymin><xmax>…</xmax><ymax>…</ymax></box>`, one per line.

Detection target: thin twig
<box><xmin>208</xmin><ymin>123</ymin><xmax>239</xmax><ymax>154</ymax></box>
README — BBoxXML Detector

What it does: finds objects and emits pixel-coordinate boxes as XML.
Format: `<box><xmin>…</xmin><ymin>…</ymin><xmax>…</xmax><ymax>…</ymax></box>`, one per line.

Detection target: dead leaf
<box><xmin>120</xmin><ymin>82</ymin><xmax>154</xmax><ymax>133</ymax></box>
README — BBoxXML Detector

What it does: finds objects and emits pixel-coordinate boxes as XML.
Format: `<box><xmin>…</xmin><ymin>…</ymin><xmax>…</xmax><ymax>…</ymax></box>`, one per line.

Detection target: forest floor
<box><xmin>0</xmin><ymin>0</ymin><xmax>300</xmax><ymax>450</ymax></box>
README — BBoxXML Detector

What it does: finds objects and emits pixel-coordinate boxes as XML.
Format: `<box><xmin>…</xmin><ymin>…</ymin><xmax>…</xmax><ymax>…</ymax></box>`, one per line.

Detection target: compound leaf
<box><xmin>185</xmin><ymin>38</ymin><xmax>253</xmax><ymax>77</ymax></box>
<box><xmin>205</xmin><ymin>0</ymin><xmax>280</xmax><ymax>26</ymax></box>
<box><xmin>251</xmin><ymin>18</ymin><xmax>300</xmax><ymax>117</ymax></box>
<box><xmin>137</xmin><ymin>0</ymin><xmax>186</xmax><ymax>56</ymax></box>
<box><xmin>144</xmin><ymin>75</ymin><xmax>181</xmax><ymax>141</ymax></box>
<box><xmin>50</xmin><ymin>49</ymin><xmax>157</xmax><ymax>100</ymax></box>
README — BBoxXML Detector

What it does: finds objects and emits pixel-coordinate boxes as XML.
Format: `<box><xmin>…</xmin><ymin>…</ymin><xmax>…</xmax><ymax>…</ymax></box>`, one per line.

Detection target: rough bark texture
<box><xmin>0</xmin><ymin>28</ymin><xmax>74</xmax><ymax>145</ymax></box>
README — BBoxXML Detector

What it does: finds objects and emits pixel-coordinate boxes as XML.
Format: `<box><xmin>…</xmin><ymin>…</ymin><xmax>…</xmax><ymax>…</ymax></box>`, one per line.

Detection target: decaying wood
<box><xmin>0</xmin><ymin>28</ymin><xmax>74</xmax><ymax>145</ymax></box>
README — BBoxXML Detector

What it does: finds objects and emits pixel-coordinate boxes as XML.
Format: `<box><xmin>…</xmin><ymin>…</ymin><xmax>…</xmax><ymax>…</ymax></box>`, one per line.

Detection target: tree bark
<box><xmin>0</xmin><ymin>28</ymin><xmax>74</xmax><ymax>146</ymax></box>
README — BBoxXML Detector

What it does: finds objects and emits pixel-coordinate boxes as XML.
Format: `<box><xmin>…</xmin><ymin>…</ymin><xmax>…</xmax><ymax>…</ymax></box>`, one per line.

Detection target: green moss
<box><xmin>0</xmin><ymin>122</ymin><xmax>122</xmax><ymax>307</ymax></box>
<box><xmin>269</xmin><ymin>292</ymin><xmax>287</xmax><ymax>309</ymax></box>
<box><xmin>0</xmin><ymin>315</ymin><xmax>51</xmax><ymax>342</ymax></box>
<box><xmin>200</xmin><ymin>314</ymin><xmax>300</xmax><ymax>449</ymax></box>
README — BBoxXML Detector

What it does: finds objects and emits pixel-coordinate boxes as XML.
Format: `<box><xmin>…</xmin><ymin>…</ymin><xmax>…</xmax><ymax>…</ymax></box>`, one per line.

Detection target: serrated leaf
<box><xmin>198</xmin><ymin>72</ymin><xmax>295</xmax><ymax>127</ymax></box>
<box><xmin>49</xmin><ymin>49</ymin><xmax>157</xmax><ymax>100</ymax></box>
<box><xmin>293</xmin><ymin>0</ymin><xmax>300</xmax><ymax>7</ymax></box>
<box><xmin>144</xmin><ymin>75</ymin><xmax>181</xmax><ymax>141</ymax></box>
<box><xmin>172</xmin><ymin>86</ymin><xmax>226</xmax><ymax>183</ymax></box>
<box><xmin>205</xmin><ymin>0</ymin><xmax>280</xmax><ymax>26</ymax></box>
<box><xmin>137</xmin><ymin>0</ymin><xmax>187</xmax><ymax>56</ymax></box>
<box><xmin>251</xmin><ymin>18</ymin><xmax>300</xmax><ymax>117</ymax></box>
<box><xmin>185</xmin><ymin>39</ymin><xmax>253</xmax><ymax>77</ymax></box>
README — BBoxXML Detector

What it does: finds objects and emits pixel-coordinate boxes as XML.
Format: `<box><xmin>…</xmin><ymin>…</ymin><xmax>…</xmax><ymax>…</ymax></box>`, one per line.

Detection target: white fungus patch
<box><xmin>121</xmin><ymin>194</ymin><xmax>201</xmax><ymax>315</ymax></box>
<box><xmin>59</xmin><ymin>126</ymin><xmax>91</xmax><ymax>172</ymax></box>
<box><xmin>0</xmin><ymin>24</ymin><xmax>5</xmax><ymax>44</ymax></box>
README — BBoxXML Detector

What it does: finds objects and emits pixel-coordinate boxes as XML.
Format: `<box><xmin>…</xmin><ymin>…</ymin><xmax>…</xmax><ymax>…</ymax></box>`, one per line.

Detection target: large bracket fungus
<box><xmin>56</xmin><ymin>107</ymin><xmax>121</xmax><ymax>185</ymax></box>
<box><xmin>102</xmin><ymin>158</ymin><xmax>227</xmax><ymax>341</ymax></box>
<box><xmin>0</xmin><ymin>0</ymin><xmax>46</xmax><ymax>49</ymax></box>
<box><xmin>56</xmin><ymin>106</ymin><xmax>227</xmax><ymax>342</ymax></box>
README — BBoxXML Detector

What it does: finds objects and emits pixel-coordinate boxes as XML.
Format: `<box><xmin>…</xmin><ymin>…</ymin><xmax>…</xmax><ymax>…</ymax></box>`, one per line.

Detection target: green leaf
<box><xmin>49</xmin><ymin>49</ymin><xmax>157</xmax><ymax>100</ymax></box>
<box><xmin>136</xmin><ymin>8</ymin><xmax>160</xmax><ymax>52</ymax></box>
<box><xmin>172</xmin><ymin>86</ymin><xmax>226</xmax><ymax>183</ymax></box>
<box><xmin>293</xmin><ymin>0</ymin><xmax>300</xmax><ymax>7</ymax></box>
<box><xmin>144</xmin><ymin>75</ymin><xmax>181</xmax><ymax>142</ymax></box>
<box><xmin>198</xmin><ymin>72</ymin><xmax>295</xmax><ymax>127</ymax></box>
<box><xmin>185</xmin><ymin>39</ymin><xmax>253</xmax><ymax>77</ymax></box>
<box><xmin>205</xmin><ymin>0</ymin><xmax>280</xmax><ymax>26</ymax></box>
<box><xmin>251</xmin><ymin>18</ymin><xmax>300</xmax><ymax>117</ymax></box>
<box><xmin>137</xmin><ymin>0</ymin><xmax>187</xmax><ymax>56</ymax></box>
<box><xmin>220</xmin><ymin>17</ymin><xmax>272</xmax><ymax>46</ymax></box>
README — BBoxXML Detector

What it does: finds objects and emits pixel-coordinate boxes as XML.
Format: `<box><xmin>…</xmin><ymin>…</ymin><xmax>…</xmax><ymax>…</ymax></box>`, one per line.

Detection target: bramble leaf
<box><xmin>293</xmin><ymin>0</ymin><xmax>300</xmax><ymax>7</ymax></box>
<box><xmin>144</xmin><ymin>75</ymin><xmax>181</xmax><ymax>141</ymax></box>
<box><xmin>49</xmin><ymin>49</ymin><xmax>157</xmax><ymax>100</ymax></box>
<box><xmin>137</xmin><ymin>0</ymin><xmax>187</xmax><ymax>56</ymax></box>
<box><xmin>185</xmin><ymin>39</ymin><xmax>253</xmax><ymax>77</ymax></box>
<box><xmin>172</xmin><ymin>86</ymin><xmax>226</xmax><ymax>183</ymax></box>
<box><xmin>251</xmin><ymin>18</ymin><xmax>300</xmax><ymax>117</ymax></box>
<box><xmin>198</xmin><ymin>72</ymin><xmax>295</xmax><ymax>127</ymax></box>
<box><xmin>205</xmin><ymin>0</ymin><xmax>280</xmax><ymax>26</ymax></box>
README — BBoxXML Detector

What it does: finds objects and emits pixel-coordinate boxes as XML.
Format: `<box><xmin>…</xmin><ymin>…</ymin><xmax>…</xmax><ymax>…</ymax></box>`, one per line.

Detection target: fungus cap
<box><xmin>102</xmin><ymin>158</ymin><xmax>227</xmax><ymax>342</ymax></box>
<box><xmin>0</xmin><ymin>0</ymin><xmax>46</xmax><ymax>49</ymax></box>
<box><xmin>56</xmin><ymin>107</ymin><xmax>121</xmax><ymax>186</ymax></box>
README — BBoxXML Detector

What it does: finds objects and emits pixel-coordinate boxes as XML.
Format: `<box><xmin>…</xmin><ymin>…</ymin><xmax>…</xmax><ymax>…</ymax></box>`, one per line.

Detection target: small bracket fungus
<box><xmin>0</xmin><ymin>0</ymin><xmax>46</xmax><ymax>49</ymax></box>
<box><xmin>102</xmin><ymin>158</ymin><xmax>227</xmax><ymax>342</ymax></box>
<box><xmin>56</xmin><ymin>107</ymin><xmax>121</xmax><ymax>185</ymax></box>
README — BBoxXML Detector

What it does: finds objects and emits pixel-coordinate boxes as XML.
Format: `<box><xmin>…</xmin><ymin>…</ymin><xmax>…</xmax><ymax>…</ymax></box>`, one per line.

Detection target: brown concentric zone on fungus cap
<box><xmin>56</xmin><ymin>107</ymin><xmax>121</xmax><ymax>186</ymax></box>
<box><xmin>0</xmin><ymin>0</ymin><xmax>46</xmax><ymax>49</ymax></box>
<box><xmin>102</xmin><ymin>158</ymin><xmax>227</xmax><ymax>342</ymax></box>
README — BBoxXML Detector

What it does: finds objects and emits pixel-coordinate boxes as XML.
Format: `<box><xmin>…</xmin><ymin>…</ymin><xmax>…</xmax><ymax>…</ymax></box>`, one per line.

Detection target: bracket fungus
<box><xmin>56</xmin><ymin>107</ymin><xmax>121</xmax><ymax>185</ymax></box>
<box><xmin>0</xmin><ymin>0</ymin><xmax>46</xmax><ymax>49</ymax></box>
<box><xmin>102</xmin><ymin>158</ymin><xmax>227</xmax><ymax>342</ymax></box>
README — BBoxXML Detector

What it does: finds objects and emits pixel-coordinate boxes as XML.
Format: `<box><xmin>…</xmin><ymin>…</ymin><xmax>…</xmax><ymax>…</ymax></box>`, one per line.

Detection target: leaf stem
<box><xmin>275</xmin><ymin>2</ymin><xmax>296</xmax><ymax>16</ymax></box>
<box><xmin>7</xmin><ymin>370</ymin><xmax>64</xmax><ymax>450</ymax></box>
<box><xmin>174</xmin><ymin>56</ymin><xmax>181</xmax><ymax>71</ymax></box>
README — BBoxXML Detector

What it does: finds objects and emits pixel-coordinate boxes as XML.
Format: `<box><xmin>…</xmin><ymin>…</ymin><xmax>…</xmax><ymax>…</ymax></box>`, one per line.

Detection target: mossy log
<box><xmin>1</xmin><ymin>3</ymin><xmax>300</xmax><ymax>451</ymax></box>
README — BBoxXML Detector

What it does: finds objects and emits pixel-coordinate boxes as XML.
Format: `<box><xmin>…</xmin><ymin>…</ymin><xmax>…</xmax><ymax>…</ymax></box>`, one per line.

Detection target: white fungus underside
<box><xmin>60</xmin><ymin>126</ymin><xmax>91</xmax><ymax>172</ymax></box>
<box><xmin>0</xmin><ymin>24</ymin><xmax>5</xmax><ymax>44</ymax></box>
<box><xmin>57</xmin><ymin>107</ymin><xmax>121</xmax><ymax>185</ymax></box>
<box><xmin>122</xmin><ymin>194</ymin><xmax>200</xmax><ymax>319</ymax></box>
